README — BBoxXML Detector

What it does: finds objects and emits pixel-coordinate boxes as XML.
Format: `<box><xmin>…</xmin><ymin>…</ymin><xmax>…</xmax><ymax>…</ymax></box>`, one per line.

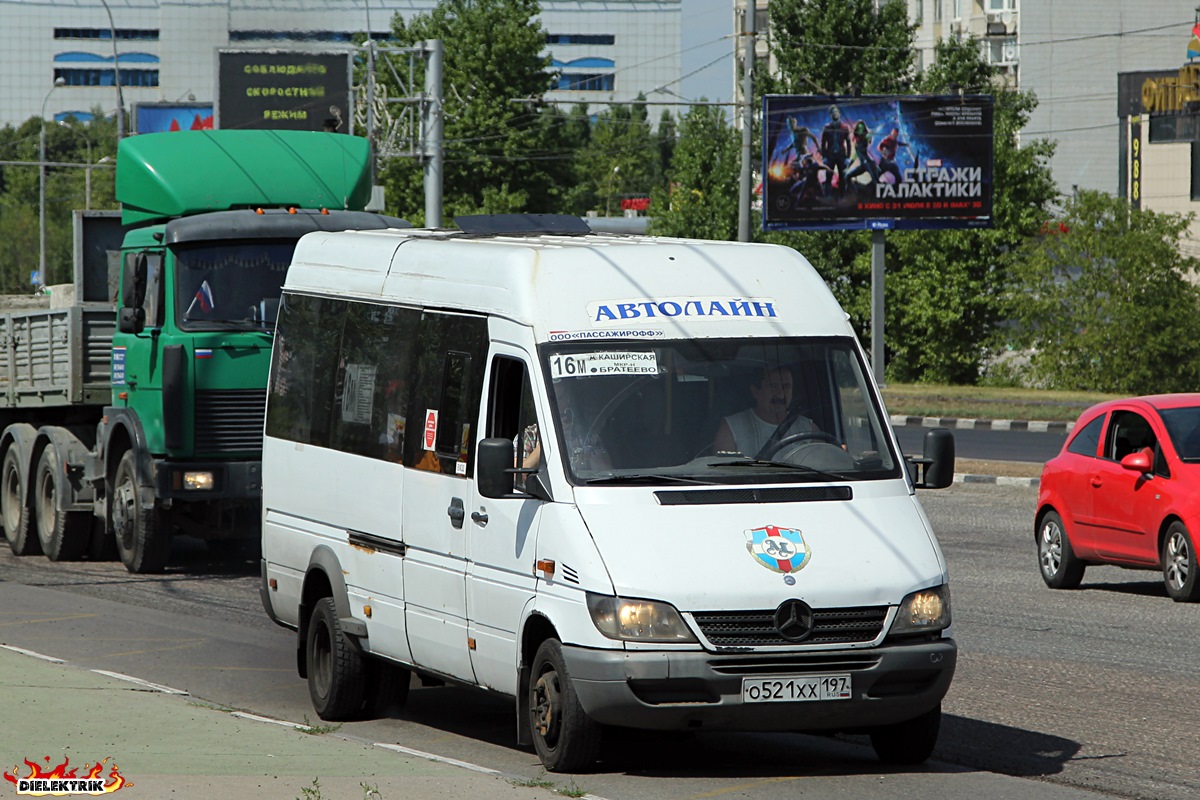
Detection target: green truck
<box><xmin>0</xmin><ymin>129</ymin><xmax>406</xmax><ymax>573</ymax></box>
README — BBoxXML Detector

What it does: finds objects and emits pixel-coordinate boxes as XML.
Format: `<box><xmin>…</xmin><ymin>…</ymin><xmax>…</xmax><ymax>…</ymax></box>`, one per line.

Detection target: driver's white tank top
<box><xmin>724</xmin><ymin>409</ymin><xmax>812</xmax><ymax>456</ymax></box>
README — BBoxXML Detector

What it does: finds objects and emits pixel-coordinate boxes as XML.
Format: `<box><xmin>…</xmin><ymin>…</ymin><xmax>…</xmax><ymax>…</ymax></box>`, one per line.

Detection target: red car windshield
<box><xmin>1158</xmin><ymin>406</ymin><xmax>1200</xmax><ymax>462</ymax></box>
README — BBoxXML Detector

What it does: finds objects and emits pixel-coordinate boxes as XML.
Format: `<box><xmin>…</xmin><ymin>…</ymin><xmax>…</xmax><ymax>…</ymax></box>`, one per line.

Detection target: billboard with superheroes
<box><xmin>762</xmin><ymin>94</ymin><xmax>994</xmax><ymax>231</ymax></box>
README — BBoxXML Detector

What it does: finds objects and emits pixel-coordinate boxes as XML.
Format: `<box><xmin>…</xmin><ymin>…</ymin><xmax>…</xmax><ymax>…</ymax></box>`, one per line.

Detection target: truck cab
<box><xmin>0</xmin><ymin>129</ymin><xmax>407</xmax><ymax>574</ymax></box>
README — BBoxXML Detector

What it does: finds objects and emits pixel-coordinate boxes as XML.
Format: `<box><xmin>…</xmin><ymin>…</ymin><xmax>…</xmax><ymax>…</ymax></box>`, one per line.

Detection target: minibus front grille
<box><xmin>707</xmin><ymin>653</ymin><xmax>882</xmax><ymax>675</ymax></box>
<box><xmin>691</xmin><ymin>606</ymin><xmax>887</xmax><ymax>647</ymax></box>
<box><xmin>195</xmin><ymin>389</ymin><xmax>266</xmax><ymax>454</ymax></box>
<box><xmin>655</xmin><ymin>486</ymin><xmax>852</xmax><ymax>505</ymax></box>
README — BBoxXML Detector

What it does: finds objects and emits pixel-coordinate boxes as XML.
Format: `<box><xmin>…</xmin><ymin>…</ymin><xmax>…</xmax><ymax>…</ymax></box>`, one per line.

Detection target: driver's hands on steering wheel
<box><xmin>758</xmin><ymin>430</ymin><xmax>840</xmax><ymax>460</ymax></box>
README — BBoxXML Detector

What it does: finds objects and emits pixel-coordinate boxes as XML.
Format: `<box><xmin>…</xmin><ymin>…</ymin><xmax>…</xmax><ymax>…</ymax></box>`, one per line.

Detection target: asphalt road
<box><xmin>1</xmin><ymin>482</ymin><xmax>1196</xmax><ymax>800</ymax></box>
<box><xmin>895</xmin><ymin>423</ymin><xmax>1068</xmax><ymax>464</ymax></box>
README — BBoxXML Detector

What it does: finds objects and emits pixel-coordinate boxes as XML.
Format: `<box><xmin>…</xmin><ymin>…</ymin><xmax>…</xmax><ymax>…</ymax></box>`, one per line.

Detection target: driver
<box><xmin>714</xmin><ymin>366</ymin><xmax>815</xmax><ymax>458</ymax></box>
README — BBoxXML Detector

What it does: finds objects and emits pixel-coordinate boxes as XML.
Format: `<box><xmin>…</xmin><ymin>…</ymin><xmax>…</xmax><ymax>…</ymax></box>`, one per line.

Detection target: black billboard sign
<box><xmin>217</xmin><ymin>50</ymin><xmax>351</xmax><ymax>132</ymax></box>
<box><xmin>762</xmin><ymin>94</ymin><xmax>994</xmax><ymax>231</ymax></box>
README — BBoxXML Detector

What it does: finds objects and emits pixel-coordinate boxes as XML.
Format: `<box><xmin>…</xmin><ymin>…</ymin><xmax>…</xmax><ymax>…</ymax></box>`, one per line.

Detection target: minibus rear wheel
<box><xmin>306</xmin><ymin>597</ymin><xmax>366</xmax><ymax>720</ymax></box>
<box><xmin>869</xmin><ymin>704</ymin><xmax>941</xmax><ymax>764</ymax></box>
<box><xmin>528</xmin><ymin>638</ymin><xmax>601</xmax><ymax>772</ymax></box>
<box><xmin>363</xmin><ymin>659</ymin><xmax>411</xmax><ymax>717</ymax></box>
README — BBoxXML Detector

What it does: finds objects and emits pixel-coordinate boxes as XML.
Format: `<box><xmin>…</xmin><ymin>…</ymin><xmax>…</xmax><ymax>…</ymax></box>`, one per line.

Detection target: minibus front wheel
<box><xmin>528</xmin><ymin>638</ymin><xmax>602</xmax><ymax>772</ymax></box>
<box><xmin>869</xmin><ymin>703</ymin><xmax>941</xmax><ymax>764</ymax></box>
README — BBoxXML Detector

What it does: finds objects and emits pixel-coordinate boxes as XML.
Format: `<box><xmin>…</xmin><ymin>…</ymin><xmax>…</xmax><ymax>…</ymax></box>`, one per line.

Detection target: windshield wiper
<box><xmin>585</xmin><ymin>473</ymin><xmax>717</xmax><ymax>486</ymax></box>
<box><xmin>708</xmin><ymin>459</ymin><xmax>847</xmax><ymax>481</ymax></box>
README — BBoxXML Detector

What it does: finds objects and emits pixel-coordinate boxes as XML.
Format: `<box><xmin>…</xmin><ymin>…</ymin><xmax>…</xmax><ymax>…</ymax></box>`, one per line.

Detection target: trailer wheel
<box><xmin>2</xmin><ymin>447</ymin><xmax>38</xmax><ymax>556</ymax></box>
<box><xmin>35</xmin><ymin>448</ymin><xmax>90</xmax><ymax>561</ymax></box>
<box><xmin>112</xmin><ymin>450</ymin><xmax>170</xmax><ymax>573</ymax></box>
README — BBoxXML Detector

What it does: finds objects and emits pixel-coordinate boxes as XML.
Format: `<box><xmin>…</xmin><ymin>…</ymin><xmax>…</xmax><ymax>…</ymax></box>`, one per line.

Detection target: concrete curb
<box><xmin>954</xmin><ymin>473</ymin><xmax>1039</xmax><ymax>488</ymax></box>
<box><xmin>890</xmin><ymin>414</ymin><xmax>1074</xmax><ymax>434</ymax></box>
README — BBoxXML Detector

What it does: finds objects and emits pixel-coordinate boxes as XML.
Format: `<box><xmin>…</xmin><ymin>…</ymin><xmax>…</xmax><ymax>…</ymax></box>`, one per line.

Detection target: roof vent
<box><xmin>453</xmin><ymin>214</ymin><xmax>593</xmax><ymax>236</ymax></box>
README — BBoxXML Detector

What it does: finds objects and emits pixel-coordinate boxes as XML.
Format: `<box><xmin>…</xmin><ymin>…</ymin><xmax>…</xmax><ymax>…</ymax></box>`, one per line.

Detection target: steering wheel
<box><xmin>759</xmin><ymin>430</ymin><xmax>839</xmax><ymax>460</ymax></box>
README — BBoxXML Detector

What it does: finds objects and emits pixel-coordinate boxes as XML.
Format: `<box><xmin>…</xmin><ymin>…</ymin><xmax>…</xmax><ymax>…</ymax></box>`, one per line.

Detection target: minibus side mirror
<box><xmin>477</xmin><ymin>437</ymin><xmax>551</xmax><ymax>501</ymax></box>
<box><xmin>907</xmin><ymin>427</ymin><xmax>955</xmax><ymax>489</ymax></box>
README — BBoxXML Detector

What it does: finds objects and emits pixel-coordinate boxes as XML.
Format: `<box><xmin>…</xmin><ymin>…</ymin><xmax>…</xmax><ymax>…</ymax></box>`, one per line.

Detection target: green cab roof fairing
<box><xmin>116</xmin><ymin>130</ymin><xmax>373</xmax><ymax>227</ymax></box>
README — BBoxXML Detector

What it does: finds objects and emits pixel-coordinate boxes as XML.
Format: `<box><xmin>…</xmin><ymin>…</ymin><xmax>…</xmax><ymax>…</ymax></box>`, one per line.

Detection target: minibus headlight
<box><xmin>890</xmin><ymin>585</ymin><xmax>951</xmax><ymax>635</ymax></box>
<box><xmin>586</xmin><ymin>593</ymin><xmax>697</xmax><ymax>643</ymax></box>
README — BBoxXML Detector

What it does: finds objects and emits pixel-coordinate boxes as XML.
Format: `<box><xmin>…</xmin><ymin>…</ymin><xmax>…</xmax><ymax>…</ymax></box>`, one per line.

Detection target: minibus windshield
<box><xmin>538</xmin><ymin>337</ymin><xmax>901</xmax><ymax>485</ymax></box>
<box><xmin>174</xmin><ymin>241</ymin><xmax>293</xmax><ymax>331</ymax></box>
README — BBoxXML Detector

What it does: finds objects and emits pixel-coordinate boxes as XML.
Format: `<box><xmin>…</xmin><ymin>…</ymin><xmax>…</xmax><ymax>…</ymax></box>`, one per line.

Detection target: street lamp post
<box><xmin>606</xmin><ymin>165</ymin><xmax>620</xmax><ymax>217</ymax></box>
<box><xmin>40</xmin><ymin>77</ymin><xmax>66</xmax><ymax>291</ymax></box>
<box><xmin>98</xmin><ymin>0</ymin><xmax>125</xmax><ymax>140</ymax></box>
<box><xmin>58</xmin><ymin>121</ymin><xmax>93</xmax><ymax>209</ymax></box>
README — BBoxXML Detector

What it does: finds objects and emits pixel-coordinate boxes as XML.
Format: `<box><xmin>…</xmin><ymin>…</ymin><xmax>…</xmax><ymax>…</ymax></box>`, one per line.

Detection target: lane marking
<box><xmin>3</xmin><ymin>645</ymin><xmax>611</xmax><ymax>797</ymax></box>
<box><xmin>373</xmin><ymin>743</ymin><xmax>502</xmax><ymax>776</ymax></box>
<box><xmin>90</xmin><ymin>669</ymin><xmax>189</xmax><ymax>695</ymax></box>
<box><xmin>0</xmin><ymin>613</ymin><xmax>98</xmax><ymax>628</ymax></box>
<box><xmin>231</xmin><ymin>711</ymin><xmax>308</xmax><ymax>729</ymax></box>
<box><xmin>0</xmin><ymin>644</ymin><xmax>65</xmax><ymax>663</ymax></box>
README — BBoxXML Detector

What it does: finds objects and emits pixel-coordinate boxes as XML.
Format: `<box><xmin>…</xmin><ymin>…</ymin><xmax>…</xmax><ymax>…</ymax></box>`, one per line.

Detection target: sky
<box><xmin>678</xmin><ymin>0</ymin><xmax>735</xmax><ymax>107</ymax></box>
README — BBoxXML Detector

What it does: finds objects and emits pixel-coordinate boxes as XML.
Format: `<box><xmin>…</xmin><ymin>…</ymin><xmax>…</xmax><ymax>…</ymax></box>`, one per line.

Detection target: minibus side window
<box><xmin>265</xmin><ymin>292</ymin><xmax>345</xmax><ymax>447</ymax></box>
<box><xmin>404</xmin><ymin>312</ymin><xmax>487</xmax><ymax>476</ymax></box>
<box><xmin>330</xmin><ymin>301</ymin><xmax>419</xmax><ymax>462</ymax></box>
<box><xmin>487</xmin><ymin>357</ymin><xmax>540</xmax><ymax>488</ymax></box>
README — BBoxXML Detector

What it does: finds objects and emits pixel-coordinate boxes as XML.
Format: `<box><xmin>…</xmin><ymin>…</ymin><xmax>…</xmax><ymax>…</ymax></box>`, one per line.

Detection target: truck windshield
<box><xmin>174</xmin><ymin>241</ymin><xmax>294</xmax><ymax>331</ymax></box>
<box><xmin>539</xmin><ymin>337</ymin><xmax>900</xmax><ymax>485</ymax></box>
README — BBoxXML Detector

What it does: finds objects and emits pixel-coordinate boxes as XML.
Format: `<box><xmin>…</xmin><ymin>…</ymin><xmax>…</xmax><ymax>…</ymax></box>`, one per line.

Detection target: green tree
<box><xmin>372</xmin><ymin>0</ymin><xmax>574</xmax><ymax>222</ymax></box>
<box><xmin>648</xmin><ymin>104</ymin><xmax>739</xmax><ymax>240</ymax></box>
<box><xmin>567</xmin><ymin>99</ymin><xmax>664</xmax><ymax>217</ymax></box>
<box><xmin>1005</xmin><ymin>189</ymin><xmax>1200</xmax><ymax>394</ymax></box>
<box><xmin>763</xmin><ymin>0</ymin><xmax>915</xmax><ymax>97</ymax></box>
<box><xmin>0</xmin><ymin>111</ymin><xmax>116</xmax><ymax>290</ymax></box>
<box><xmin>878</xmin><ymin>35</ymin><xmax>1058</xmax><ymax>383</ymax></box>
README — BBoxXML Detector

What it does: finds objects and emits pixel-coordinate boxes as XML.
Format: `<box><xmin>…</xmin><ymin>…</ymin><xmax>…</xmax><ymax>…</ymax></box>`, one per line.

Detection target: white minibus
<box><xmin>260</xmin><ymin>214</ymin><xmax>956</xmax><ymax>772</ymax></box>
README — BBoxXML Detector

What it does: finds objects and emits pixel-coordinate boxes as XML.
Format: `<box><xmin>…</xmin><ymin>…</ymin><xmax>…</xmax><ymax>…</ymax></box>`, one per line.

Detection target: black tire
<box><xmin>869</xmin><ymin>704</ymin><xmax>941</xmax><ymax>765</ymax></box>
<box><xmin>528</xmin><ymin>638</ymin><xmax>602</xmax><ymax>773</ymax></box>
<box><xmin>1037</xmin><ymin>510</ymin><xmax>1084</xmax><ymax>589</ymax></box>
<box><xmin>306</xmin><ymin>597</ymin><xmax>367</xmax><ymax>720</ymax></box>
<box><xmin>34</xmin><ymin>447</ymin><xmax>90</xmax><ymax>562</ymax></box>
<box><xmin>363</xmin><ymin>659</ymin><xmax>411</xmax><ymax>718</ymax></box>
<box><xmin>2</xmin><ymin>447</ymin><xmax>38</xmax><ymax>556</ymax></box>
<box><xmin>1162</xmin><ymin>521</ymin><xmax>1200</xmax><ymax>602</ymax></box>
<box><xmin>111</xmin><ymin>450</ymin><xmax>170</xmax><ymax>574</ymax></box>
<box><xmin>87</xmin><ymin>517</ymin><xmax>118</xmax><ymax>562</ymax></box>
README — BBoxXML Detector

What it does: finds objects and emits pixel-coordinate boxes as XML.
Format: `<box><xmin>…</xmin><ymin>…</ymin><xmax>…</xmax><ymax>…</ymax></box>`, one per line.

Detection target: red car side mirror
<box><xmin>1119</xmin><ymin>448</ymin><xmax>1153</xmax><ymax>473</ymax></box>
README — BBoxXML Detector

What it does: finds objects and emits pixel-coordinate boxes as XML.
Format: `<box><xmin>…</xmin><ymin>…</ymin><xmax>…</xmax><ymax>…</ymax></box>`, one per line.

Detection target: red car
<box><xmin>1036</xmin><ymin>394</ymin><xmax>1200</xmax><ymax>602</ymax></box>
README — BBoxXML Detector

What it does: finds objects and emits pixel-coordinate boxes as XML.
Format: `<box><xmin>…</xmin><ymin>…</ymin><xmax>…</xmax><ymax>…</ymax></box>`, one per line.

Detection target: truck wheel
<box><xmin>87</xmin><ymin>518</ymin><xmax>118</xmax><ymax>562</ymax></box>
<box><xmin>306</xmin><ymin>597</ymin><xmax>367</xmax><ymax>720</ymax></box>
<box><xmin>35</xmin><ymin>448</ymin><xmax>90</xmax><ymax>561</ymax></box>
<box><xmin>112</xmin><ymin>450</ymin><xmax>170</xmax><ymax>573</ymax></box>
<box><xmin>869</xmin><ymin>704</ymin><xmax>941</xmax><ymax>765</ymax></box>
<box><xmin>2</xmin><ymin>447</ymin><xmax>39</xmax><ymax>556</ymax></box>
<box><xmin>528</xmin><ymin>638</ymin><xmax>602</xmax><ymax>772</ymax></box>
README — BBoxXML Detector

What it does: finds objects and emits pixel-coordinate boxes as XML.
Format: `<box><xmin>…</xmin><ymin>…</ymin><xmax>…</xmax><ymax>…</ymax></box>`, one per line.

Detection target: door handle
<box><xmin>1090</xmin><ymin>475</ymin><xmax>1102</xmax><ymax>488</ymax></box>
<box><xmin>471</xmin><ymin>511</ymin><xmax>489</xmax><ymax>527</ymax></box>
<box><xmin>447</xmin><ymin>497</ymin><xmax>465</xmax><ymax>529</ymax></box>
